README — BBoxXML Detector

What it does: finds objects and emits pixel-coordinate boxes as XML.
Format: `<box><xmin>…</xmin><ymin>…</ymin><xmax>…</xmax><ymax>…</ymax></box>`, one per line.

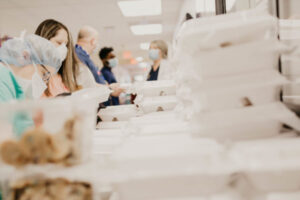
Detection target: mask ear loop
<box><xmin>40</xmin><ymin>64</ymin><xmax>51</xmax><ymax>84</ymax></box>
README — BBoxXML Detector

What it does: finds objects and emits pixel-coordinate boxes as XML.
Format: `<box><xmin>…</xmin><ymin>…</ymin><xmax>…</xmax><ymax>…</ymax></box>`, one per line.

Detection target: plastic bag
<box><xmin>2</xmin><ymin>162</ymin><xmax>99</xmax><ymax>200</ymax></box>
<box><xmin>0</xmin><ymin>98</ymin><xmax>95</xmax><ymax>167</ymax></box>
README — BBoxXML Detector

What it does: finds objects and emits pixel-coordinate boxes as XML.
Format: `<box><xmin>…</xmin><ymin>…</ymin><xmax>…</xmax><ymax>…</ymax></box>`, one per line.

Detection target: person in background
<box><xmin>99</xmin><ymin>47</ymin><xmax>120</xmax><ymax>105</ymax></box>
<box><xmin>0</xmin><ymin>35</ymin><xmax>12</xmax><ymax>47</ymax></box>
<box><xmin>35</xmin><ymin>19</ymin><xmax>80</xmax><ymax>97</ymax></box>
<box><xmin>147</xmin><ymin>40</ymin><xmax>171</xmax><ymax>81</ymax></box>
<box><xmin>0</xmin><ymin>34</ymin><xmax>64</xmax><ymax>101</ymax></box>
<box><xmin>0</xmin><ymin>34</ymin><xmax>64</xmax><ymax>135</ymax></box>
<box><xmin>76</xmin><ymin>26</ymin><xmax>123</xmax><ymax>97</ymax></box>
<box><xmin>75</xmin><ymin>26</ymin><xmax>107</xmax><ymax>84</ymax></box>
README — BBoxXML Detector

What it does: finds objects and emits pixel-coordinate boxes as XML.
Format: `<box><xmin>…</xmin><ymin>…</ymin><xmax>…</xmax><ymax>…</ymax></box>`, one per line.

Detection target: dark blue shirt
<box><xmin>101</xmin><ymin>66</ymin><xmax>119</xmax><ymax>105</ymax></box>
<box><xmin>147</xmin><ymin>66</ymin><xmax>160</xmax><ymax>81</ymax></box>
<box><xmin>75</xmin><ymin>44</ymin><xmax>106</xmax><ymax>84</ymax></box>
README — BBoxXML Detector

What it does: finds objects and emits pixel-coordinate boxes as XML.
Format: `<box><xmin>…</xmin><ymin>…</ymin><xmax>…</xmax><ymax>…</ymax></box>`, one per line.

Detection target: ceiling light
<box><xmin>140</xmin><ymin>42</ymin><xmax>150</xmax><ymax>50</ymax></box>
<box><xmin>131</xmin><ymin>24</ymin><xmax>162</xmax><ymax>35</ymax></box>
<box><xmin>136</xmin><ymin>57</ymin><xmax>144</xmax><ymax>62</ymax></box>
<box><xmin>118</xmin><ymin>0</ymin><xmax>162</xmax><ymax>17</ymax></box>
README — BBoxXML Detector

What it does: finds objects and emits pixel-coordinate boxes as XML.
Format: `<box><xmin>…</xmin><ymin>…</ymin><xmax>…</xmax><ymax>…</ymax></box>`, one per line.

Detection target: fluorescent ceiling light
<box><xmin>118</xmin><ymin>0</ymin><xmax>162</xmax><ymax>17</ymax></box>
<box><xmin>131</xmin><ymin>24</ymin><xmax>162</xmax><ymax>35</ymax></box>
<box><xmin>136</xmin><ymin>57</ymin><xmax>144</xmax><ymax>62</ymax></box>
<box><xmin>140</xmin><ymin>42</ymin><xmax>150</xmax><ymax>50</ymax></box>
<box><xmin>196</xmin><ymin>0</ymin><xmax>215</xmax><ymax>12</ymax></box>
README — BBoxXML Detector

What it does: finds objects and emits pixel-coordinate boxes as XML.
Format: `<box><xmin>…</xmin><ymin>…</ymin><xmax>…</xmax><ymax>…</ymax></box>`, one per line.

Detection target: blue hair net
<box><xmin>0</xmin><ymin>34</ymin><xmax>63</xmax><ymax>72</ymax></box>
<box><xmin>0</xmin><ymin>37</ymin><xmax>32</xmax><ymax>67</ymax></box>
<box><xmin>24</xmin><ymin>34</ymin><xmax>63</xmax><ymax>72</ymax></box>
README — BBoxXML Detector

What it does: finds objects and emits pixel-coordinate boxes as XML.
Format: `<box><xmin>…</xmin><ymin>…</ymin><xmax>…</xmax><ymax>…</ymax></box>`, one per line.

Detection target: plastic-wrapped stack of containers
<box><xmin>100</xmin><ymin>6</ymin><xmax>300</xmax><ymax>200</ymax></box>
<box><xmin>0</xmin><ymin>87</ymin><xmax>111</xmax><ymax>200</ymax></box>
<box><xmin>280</xmin><ymin>19</ymin><xmax>300</xmax><ymax>113</ymax></box>
<box><xmin>173</xmin><ymin>7</ymin><xmax>300</xmax><ymax>141</ymax></box>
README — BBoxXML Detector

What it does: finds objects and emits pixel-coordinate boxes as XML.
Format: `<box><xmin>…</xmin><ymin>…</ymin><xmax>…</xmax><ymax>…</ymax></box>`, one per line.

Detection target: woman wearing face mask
<box><xmin>147</xmin><ymin>40</ymin><xmax>171</xmax><ymax>81</ymax></box>
<box><xmin>35</xmin><ymin>19</ymin><xmax>80</xmax><ymax>96</ymax></box>
<box><xmin>0</xmin><ymin>34</ymin><xmax>63</xmax><ymax>101</ymax></box>
<box><xmin>35</xmin><ymin>19</ymin><xmax>124</xmax><ymax>97</ymax></box>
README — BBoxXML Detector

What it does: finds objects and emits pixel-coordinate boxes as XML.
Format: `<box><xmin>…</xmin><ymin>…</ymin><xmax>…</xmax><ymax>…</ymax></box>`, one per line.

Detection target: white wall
<box><xmin>278</xmin><ymin>0</ymin><xmax>300</xmax><ymax>19</ymax></box>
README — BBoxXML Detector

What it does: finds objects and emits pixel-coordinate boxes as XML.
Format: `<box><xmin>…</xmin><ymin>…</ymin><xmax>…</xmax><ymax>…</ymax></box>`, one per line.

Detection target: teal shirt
<box><xmin>0</xmin><ymin>64</ymin><xmax>33</xmax><ymax>137</ymax></box>
<box><xmin>0</xmin><ymin>63</ymin><xmax>24</xmax><ymax>102</ymax></box>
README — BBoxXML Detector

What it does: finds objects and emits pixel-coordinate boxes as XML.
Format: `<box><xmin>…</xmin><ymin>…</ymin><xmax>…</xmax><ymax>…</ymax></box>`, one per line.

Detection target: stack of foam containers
<box><xmin>279</xmin><ymin>19</ymin><xmax>300</xmax><ymax>113</ymax></box>
<box><xmin>133</xmin><ymin>80</ymin><xmax>178</xmax><ymax>114</ymax></box>
<box><xmin>173</xmin><ymin>7</ymin><xmax>300</xmax><ymax>141</ymax></box>
<box><xmin>98</xmin><ymin>7</ymin><xmax>300</xmax><ymax>200</ymax></box>
<box><xmin>94</xmin><ymin>80</ymin><xmax>183</xmax><ymax>156</ymax></box>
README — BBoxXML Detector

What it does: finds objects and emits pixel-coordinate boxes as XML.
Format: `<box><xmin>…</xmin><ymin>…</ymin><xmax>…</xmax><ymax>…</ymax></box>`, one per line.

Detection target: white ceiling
<box><xmin>0</xmin><ymin>0</ymin><xmax>183</xmax><ymax>62</ymax></box>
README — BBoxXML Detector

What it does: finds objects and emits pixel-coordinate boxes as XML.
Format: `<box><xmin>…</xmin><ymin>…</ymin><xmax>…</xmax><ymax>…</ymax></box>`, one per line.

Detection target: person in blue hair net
<box><xmin>0</xmin><ymin>34</ymin><xmax>64</xmax><ymax>136</ymax></box>
<box><xmin>0</xmin><ymin>34</ymin><xmax>64</xmax><ymax>101</ymax></box>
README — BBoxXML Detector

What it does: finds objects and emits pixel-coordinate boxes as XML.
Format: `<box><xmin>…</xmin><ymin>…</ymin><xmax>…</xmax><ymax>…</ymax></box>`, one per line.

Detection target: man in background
<box><xmin>99</xmin><ymin>47</ymin><xmax>120</xmax><ymax>105</ymax></box>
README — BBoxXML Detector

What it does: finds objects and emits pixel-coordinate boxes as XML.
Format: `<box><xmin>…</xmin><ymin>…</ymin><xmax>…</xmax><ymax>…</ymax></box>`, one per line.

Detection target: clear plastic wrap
<box><xmin>281</xmin><ymin>55</ymin><xmax>300</xmax><ymax>76</ymax></box>
<box><xmin>280</xmin><ymin>19</ymin><xmax>300</xmax><ymax>30</ymax></box>
<box><xmin>1</xmin><ymin>163</ymin><xmax>99</xmax><ymax>200</ymax></box>
<box><xmin>0</xmin><ymin>97</ymin><xmax>96</xmax><ymax>167</ymax></box>
<box><xmin>283</xmin><ymin>83</ymin><xmax>300</xmax><ymax>96</ymax></box>
<box><xmin>190</xmin><ymin>39</ymin><xmax>281</xmax><ymax>79</ymax></box>
<box><xmin>181</xmin><ymin>70</ymin><xmax>286</xmax><ymax>112</ymax></box>
<box><xmin>176</xmin><ymin>13</ymin><xmax>277</xmax><ymax>53</ymax></box>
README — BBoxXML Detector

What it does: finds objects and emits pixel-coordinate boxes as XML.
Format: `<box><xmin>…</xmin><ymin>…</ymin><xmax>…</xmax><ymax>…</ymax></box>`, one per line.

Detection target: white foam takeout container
<box><xmin>111</xmin><ymin>137</ymin><xmax>234</xmax><ymax>200</ymax></box>
<box><xmin>98</xmin><ymin>105</ymin><xmax>138</xmax><ymax>122</ymax></box>
<box><xmin>192</xmin><ymin>102</ymin><xmax>300</xmax><ymax>141</ymax></box>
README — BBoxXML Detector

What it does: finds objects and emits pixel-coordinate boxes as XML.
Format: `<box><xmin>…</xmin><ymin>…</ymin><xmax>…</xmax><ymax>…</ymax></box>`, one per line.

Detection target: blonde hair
<box><xmin>35</xmin><ymin>19</ymin><xmax>80</xmax><ymax>92</ymax></box>
<box><xmin>151</xmin><ymin>40</ymin><xmax>168</xmax><ymax>59</ymax></box>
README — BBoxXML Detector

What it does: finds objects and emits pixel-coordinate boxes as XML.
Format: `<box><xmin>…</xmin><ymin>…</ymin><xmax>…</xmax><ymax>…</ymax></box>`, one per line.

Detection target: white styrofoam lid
<box><xmin>72</xmin><ymin>87</ymin><xmax>111</xmax><ymax>103</ymax></box>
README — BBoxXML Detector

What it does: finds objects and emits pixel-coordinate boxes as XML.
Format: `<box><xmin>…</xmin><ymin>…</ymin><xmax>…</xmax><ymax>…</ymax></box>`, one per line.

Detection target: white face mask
<box><xmin>15</xmin><ymin>64</ymin><xmax>47</xmax><ymax>99</ymax></box>
<box><xmin>56</xmin><ymin>43</ymin><xmax>68</xmax><ymax>61</ymax></box>
<box><xmin>108</xmin><ymin>58</ymin><xmax>118</xmax><ymax>68</ymax></box>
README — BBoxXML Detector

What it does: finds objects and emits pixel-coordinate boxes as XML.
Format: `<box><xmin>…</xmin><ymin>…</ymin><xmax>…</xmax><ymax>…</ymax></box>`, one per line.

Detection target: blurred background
<box><xmin>0</xmin><ymin>0</ymin><xmax>299</xmax><ymax>83</ymax></box>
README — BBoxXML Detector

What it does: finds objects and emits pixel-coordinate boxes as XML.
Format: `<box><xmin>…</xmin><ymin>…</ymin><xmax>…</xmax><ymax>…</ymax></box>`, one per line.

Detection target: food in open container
<box><xmin>0</xmin><ymin>98</ymin><xmax>94</xmax><ymax>167</ymax></box>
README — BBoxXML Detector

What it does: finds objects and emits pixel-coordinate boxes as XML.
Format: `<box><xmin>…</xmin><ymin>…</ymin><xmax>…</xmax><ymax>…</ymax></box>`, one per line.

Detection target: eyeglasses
<box><xmin>41</xmin><ymin>65</ymin><xmax>51</xmax><ymax>84</ymax></box>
